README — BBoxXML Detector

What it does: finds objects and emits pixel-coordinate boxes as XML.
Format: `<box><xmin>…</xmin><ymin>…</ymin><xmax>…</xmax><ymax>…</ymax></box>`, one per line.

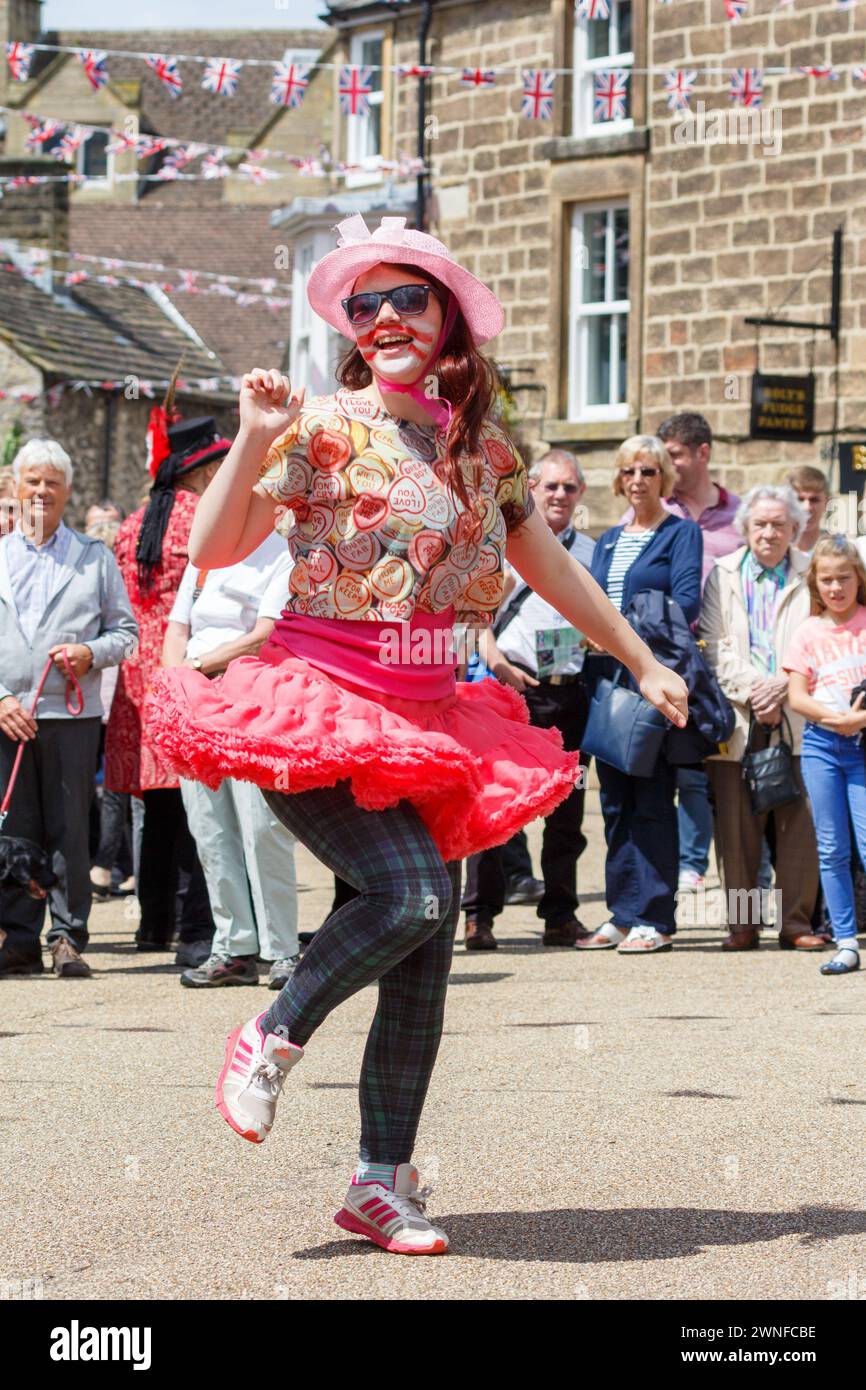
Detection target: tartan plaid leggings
<box><xmin>259</xmin><ymin>781</ymin><xmax>461</xmax><ymax>1164</ymax></box>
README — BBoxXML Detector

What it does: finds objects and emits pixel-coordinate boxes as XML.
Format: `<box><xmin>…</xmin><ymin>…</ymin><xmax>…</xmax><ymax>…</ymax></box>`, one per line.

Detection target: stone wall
<box><xmin>643</xmin><ymin>0</ymin><xmax>865</xmax><ymax>507</ymax></box>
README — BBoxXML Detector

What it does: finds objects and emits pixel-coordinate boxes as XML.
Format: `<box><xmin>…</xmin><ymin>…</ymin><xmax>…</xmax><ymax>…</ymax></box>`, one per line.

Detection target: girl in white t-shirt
<box><xmin>784</xmin><ymin>535</ymin><xmax>866</xmax><ymax>975</ymax></box>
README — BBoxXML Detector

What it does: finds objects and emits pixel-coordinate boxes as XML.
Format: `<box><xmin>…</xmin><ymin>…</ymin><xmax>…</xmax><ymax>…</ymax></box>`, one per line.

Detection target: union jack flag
<box><xmin>663</xmin><ymin>69</ymin><xmax>698</xmax><ymax>111</ymax></box>
<box><xmin>239</xmin><ymin>162</ymin><xmax>279</xmax><ymax>184</ymax></box>
<box><xmin>521</xmin><ymin>70</ymin><xmax>556</xmax><ymax>120</ymax></box>
<box><xmin>730</xmin><ymin>67</ymin><xmax>763</xmax><ymax>107</ymax></box>
<box><xmin>338</xmin><ymin>64</ymin><xmax>373</xmax><ymax>115</ymax></box>
<box><xmin>854</xmin><ymin>66</ymin><xmax>866</xmax><ymax>82</ymax></box>
<box><xmin>201</xmin><ymin>148</ymin><xmax>230</xmax><ymax>179</ymax></box>
<box><xmin>55</xmin><ymin>126</ymin><xmax>88</xmax><ymax>161</ymax></box>
<box><xmin>162</xmin><ymin>143</ymin><xmax>206</xmax><ymax>173</ymax></box>
<box><xmin>136</xmin><ymin>136</ymin><xmax>169</xmax><ymax>159</ymax></box>
<box><xmin>271</xmin><ymin>61</ymin><xmax>311</xmax><ymax>108</ymax></box>
<box><xmin>202</xmin><ymin>57</ymin><xmax>241</xmax><ymax>97</ymax></box>
<box><xmin>460</xmin><ymin>68</ymin><xmax>496</xmax><ymax>88</ymax></box>
<box><xmin>65</xmin><ymin>270</ymin><xmax>89</xmax><ymax>286</ymax></box>
<box><xmin>594</xmin><ymin>69</ymin><xmax>629</xmax><ymax>122</ymax></box>
<box><xmin>146</xmin><ymin>54</ymin><xmax>183</xmax><ymax>99</ymax></box>
<box><xmin>6</xmin><ymin>41</ymin><xmax>35</xmax><ymax>81</ymax></box>
<box><xmin>798</xmin><ymin>65</ymin><xmax>837</xmax><ymax>79</ymax></box>
<box><xmin>725</xmin><ymin>0</ymin><xmax>748</xmax><ymax>19</ymax></box>
<box><xmin>106</xmin><ymin>129</ymin><xmax>137</xmax><ymax>155</ymax></box>
<box><xmin>178</xmin><ymin>270</ymin><xmax>199</xmax><ymax>293</ymax></box>
<box><xmin>25</xmin><ymin>118</ymin><xmax>63</xmax><ymax>149</ymax></box>
<box><xmin>77</xmin><ymin>49</ymin><xmax>108</xmax><ymax>90</ymax></box>
<box><xmin>397</xmin><ymin>65</ymin><xmax>434</xmax><ymax>78</ymax></box>
<box><xmin>576</xmin><ymin>0</ymin><xmax>610</xmax><ymax>17</ymax></box>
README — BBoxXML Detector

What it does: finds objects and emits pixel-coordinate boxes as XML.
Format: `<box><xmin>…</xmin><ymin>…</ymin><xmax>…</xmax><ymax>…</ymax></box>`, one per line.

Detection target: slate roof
<box><xmin>0</xmin><ymin>255</ymin><xmax>232</xmax><ymax>393</ymax></box>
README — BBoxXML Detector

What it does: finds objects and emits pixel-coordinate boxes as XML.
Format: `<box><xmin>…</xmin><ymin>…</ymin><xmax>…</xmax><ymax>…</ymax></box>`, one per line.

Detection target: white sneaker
<box><xmin>618</xmin><ymin>925</ymin><xmax>673</xmax><ymax>954</ymax></box>
<box><xmin>215</xmin><ymin>1012</ymin><xmax>303</xmax><ymax>1143</ymax></box>
<box><xmin>677</xmin><ymin>870</ymin><xmax>705</xmax><ymax>892</ymax></box>
<box><xmin>334</xmin><ymin>1163</ymin><xmax>449</xmax><ymax>1255</ymax></box>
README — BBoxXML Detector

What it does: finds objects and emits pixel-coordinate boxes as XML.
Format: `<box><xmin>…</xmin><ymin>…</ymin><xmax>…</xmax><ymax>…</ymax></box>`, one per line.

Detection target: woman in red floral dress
<box><xmin>105</xmin><ymin>417</ymin><xmax>230</xmax><ymax>955</ymax></box>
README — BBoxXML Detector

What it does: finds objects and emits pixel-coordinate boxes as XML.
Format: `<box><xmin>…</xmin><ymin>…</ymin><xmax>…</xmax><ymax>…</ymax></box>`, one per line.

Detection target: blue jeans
<box><xmin>676</xmin><ymin>765</ymin><xmax>713</xmax><ymax>875</ymax></box>
<box><xmin>800</xmin><ymin>722</ymin><xmax>866</xmax><ymax>943</ymax></box>
<box><xmin>597</xmin><ymin>756</ymin><xmax>679</xmax><ymax>933</ymax></box>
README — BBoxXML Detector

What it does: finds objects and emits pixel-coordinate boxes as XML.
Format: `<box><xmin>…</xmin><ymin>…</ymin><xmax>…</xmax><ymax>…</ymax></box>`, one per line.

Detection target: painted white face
<box><xmin>350</xmin><ymin>265</ymin><xmax>445</xmax><ymax>386</ymax></box>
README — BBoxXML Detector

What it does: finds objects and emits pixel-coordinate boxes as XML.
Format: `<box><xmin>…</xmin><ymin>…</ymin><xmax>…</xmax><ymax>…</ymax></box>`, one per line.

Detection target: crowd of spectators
<box><xmin>1</xmin><ymin>414</ymin><xmax>862</xmax><ymax>983</ymax></box>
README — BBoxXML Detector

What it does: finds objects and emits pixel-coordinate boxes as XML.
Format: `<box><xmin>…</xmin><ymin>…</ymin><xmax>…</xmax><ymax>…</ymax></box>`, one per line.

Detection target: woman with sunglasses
<box><xmin>148</xmin><ymin>216</ymin><xmax>687</xmax><ymax>1256</ymax></box>
<box><xmin>578</xmin><ymin>435</ymin><xmax>702</xmax><ymax>954</ymax></box>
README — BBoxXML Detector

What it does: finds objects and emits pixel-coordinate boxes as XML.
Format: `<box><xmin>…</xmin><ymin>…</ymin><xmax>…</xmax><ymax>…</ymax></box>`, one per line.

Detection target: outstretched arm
<box><xmin>188</xmin><ymin>370</ymin><xmax>305</xmax><ymax>568</ymax></box>
<box><xmin>505</xmin><ymin>509</ymin><xmax>689</xmax><ymax>726</ymax></box>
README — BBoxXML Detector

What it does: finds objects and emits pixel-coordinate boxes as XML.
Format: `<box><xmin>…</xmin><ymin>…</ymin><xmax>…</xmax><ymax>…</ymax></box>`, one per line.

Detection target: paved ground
<box><xmin>2</xmin><ymin>785</ymin><xmax>865</xmax><ymax>1302</ymax></box>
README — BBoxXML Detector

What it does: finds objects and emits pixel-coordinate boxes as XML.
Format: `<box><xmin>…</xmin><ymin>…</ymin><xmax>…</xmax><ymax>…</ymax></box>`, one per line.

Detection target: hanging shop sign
<box><xmin>749</xmin><ymin>372</ymin><xmax>815</xmax><ymax>443</ymax></box>
<box><xmin>838</xmin><ymin>442</ymin><xmax>866</xmax><ymax>497</ymax></box>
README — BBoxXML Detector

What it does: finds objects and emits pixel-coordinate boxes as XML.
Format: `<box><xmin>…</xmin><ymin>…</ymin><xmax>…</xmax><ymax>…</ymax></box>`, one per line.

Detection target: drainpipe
<box><xmin>416</xmin><ymin>0</ymin><xmax>434</xmax><ymax>231</ymax></box>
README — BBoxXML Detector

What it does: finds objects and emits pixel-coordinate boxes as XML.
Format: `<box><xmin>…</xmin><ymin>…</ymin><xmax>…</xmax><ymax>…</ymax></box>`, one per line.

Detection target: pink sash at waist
<box><xmin>268</xmin><ymin>606</ymin><xmax>457</xmax><ymax>700</ymax></box>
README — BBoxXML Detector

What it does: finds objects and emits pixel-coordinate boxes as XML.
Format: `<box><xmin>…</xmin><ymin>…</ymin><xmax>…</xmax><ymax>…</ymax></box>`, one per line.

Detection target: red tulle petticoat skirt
<box><xmin>147</xmin><ymin>642</ymin><xmax>582</xmax><ymax>862</ymax></box>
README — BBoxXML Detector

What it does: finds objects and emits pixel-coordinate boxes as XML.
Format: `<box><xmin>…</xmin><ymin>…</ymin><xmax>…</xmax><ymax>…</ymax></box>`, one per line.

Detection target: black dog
<box><xmin>0</xmin><ymin>836</ymin><xmax>57</xmax><ymax>899</ymax></box>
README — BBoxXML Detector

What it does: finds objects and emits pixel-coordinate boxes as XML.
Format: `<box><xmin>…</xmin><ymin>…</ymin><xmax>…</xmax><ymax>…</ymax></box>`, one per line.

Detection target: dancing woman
<box><xmin>149</xmin><ymin>215</ymin><xmax>688</xmax><ymax>1255</ymax></box>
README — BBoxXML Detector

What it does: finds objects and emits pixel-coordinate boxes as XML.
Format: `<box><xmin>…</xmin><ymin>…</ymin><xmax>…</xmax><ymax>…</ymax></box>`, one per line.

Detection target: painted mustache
<box><xmin>356</xmin><ymin>321</ymin><xmax>435</xmax><ymax>365</ymax></box>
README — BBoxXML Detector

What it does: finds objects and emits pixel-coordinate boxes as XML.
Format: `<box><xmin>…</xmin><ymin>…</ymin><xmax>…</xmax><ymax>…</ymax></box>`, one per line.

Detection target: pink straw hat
<box><xmin>307</xmin><ymin>213</ymin><xmax>504</xmax><ymax>346</ymax></box>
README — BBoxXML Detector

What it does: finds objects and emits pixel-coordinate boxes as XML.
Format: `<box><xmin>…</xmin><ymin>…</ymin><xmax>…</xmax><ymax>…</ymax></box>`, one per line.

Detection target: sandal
<box><xmin>575</xmin><ymin>922</ymin><xmax>628</xmax><ymax>950</ymax></box>
<box><xmin>617</xmin><ymin>925</ymin><xmax>673</xmax><ymax>954</ymax></box>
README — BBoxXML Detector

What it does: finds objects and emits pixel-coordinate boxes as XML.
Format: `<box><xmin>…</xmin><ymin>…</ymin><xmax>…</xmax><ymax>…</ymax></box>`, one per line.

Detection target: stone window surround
<box><xmin>334</xmin><ymin>23</ymin><xmax>395</xmax><ymax>175</ymax></box>
<box><xmin>550</xmin><ymin>0</ymin><xmax>648</xmax><ymax>141</ymax></box>
<box><xmin>545</xmin><ymin>150</ymin><xmax>646</xmax><ymax>443</ymax></box>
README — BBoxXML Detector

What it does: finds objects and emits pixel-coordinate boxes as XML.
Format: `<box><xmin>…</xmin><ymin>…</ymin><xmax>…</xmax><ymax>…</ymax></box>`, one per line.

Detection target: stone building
<box><xmin>0</xmin><ymin>182</ymin><xmax>235</xmax><ymax>521</ymax></box>
<box><xmin>284</xmin><ymin>0</ymin><xmax>862</xmax><ymax>530</ymax></box>
<box><xmin>0</xmin><ymin>4</ymin><xmax>332</xmax><ymax>373</ymax></box>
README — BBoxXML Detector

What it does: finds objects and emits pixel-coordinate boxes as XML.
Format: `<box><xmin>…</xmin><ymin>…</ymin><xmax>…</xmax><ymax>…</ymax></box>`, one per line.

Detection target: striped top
<box><xmin>605</xmin><ymin>529</ymin><xmax>655</xmax><ymax>612</ymax></box>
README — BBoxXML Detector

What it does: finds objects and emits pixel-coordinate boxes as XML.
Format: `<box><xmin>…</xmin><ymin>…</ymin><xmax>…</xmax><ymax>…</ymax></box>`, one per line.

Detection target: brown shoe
<box><xmin>779</xmin><ymin>933</ymin><xmax>827</xmax><ymax>951</ymax></box>
<box><xmin>542</xmin><ymin>921</ymin><xmax>580</xmax><ymax>947</ymax></box>
<box><xmin>721</xmin><ymin>930</ymin><xmax>760</xmax><ymax>951</ymax></box>
<box><xmin>50</xmin><ymin>939</ymin><xmax>92</xmax><ymax>978</ymax></box>
<box><xmin>464</xmin><ymin>918</ymin><xmax>497</xmax><ymax>951</ymax></box>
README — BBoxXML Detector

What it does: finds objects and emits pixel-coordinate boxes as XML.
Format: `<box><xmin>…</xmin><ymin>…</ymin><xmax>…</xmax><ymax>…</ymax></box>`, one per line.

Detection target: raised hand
<box><xmin>239</xmin><ymin>368</ymin><xmax>305</xmax><ymax>443</ymax></box>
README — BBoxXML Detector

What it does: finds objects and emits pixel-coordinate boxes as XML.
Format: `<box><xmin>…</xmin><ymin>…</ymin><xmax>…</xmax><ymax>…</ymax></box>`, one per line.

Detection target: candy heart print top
<box><xmin>256</xmin><ymin>389</ymin><xmax>535</xmax><ymax>625</ymax></box>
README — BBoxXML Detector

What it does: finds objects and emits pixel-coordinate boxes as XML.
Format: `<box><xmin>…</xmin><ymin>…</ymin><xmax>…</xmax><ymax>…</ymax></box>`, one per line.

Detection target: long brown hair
<box><xmin>337</xmin><ymin>263</ymin><xmax>500</xmax><ymax>520</ymax></box>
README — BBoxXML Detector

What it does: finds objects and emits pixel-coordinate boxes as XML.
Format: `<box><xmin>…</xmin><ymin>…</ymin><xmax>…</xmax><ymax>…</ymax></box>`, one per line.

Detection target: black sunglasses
<box><xmin>342</xmin><ymin>283</ymin><xmax>441</xmax><ymax>327</ymax></box>
<box><xmin>620</xmin><ymin>466</ymin><xmax>661</xmax><ymax>479</ymax></box>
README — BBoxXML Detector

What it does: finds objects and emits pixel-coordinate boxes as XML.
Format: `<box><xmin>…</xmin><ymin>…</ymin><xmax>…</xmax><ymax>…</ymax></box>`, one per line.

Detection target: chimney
<box><xmin>0</xmin><ymin>1</ymin><xmax>44</xmax><ymax>108</ymax></box>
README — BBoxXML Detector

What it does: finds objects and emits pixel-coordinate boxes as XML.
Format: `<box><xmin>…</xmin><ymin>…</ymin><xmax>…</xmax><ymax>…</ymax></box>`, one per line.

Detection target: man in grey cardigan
<box><xmin>0</xmin><ymin>440</ymin><xmax>138</xmax><ymax>978</ymax></box>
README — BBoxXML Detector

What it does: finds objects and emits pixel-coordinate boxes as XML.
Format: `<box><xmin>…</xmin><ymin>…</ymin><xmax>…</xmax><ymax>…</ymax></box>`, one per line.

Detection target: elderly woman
<box><xmin>579</xmin><ymin>435</ymin><xmax>703</xmax><ymax>954</ymax></box>
<box><xmin>698</xmin><ymin>484</ymin><xmax>822</xmax><ymax>951</ymax></box>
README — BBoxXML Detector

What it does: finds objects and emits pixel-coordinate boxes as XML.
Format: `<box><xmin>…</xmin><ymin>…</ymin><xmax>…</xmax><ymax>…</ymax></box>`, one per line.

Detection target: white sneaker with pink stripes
<box><xmin>334</xmin><ymin>1164</ymin><xmax>449</xmax><ymax>1254</ymax></box>
<box><xmin>215</xmin><ymin>1012</ymin><xmax>303</xmax><ymax>1143</ymax></box>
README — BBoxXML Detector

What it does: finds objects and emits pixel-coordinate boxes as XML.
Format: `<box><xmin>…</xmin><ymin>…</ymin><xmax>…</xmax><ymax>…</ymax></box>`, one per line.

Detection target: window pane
<box><xmin>618</xmin><ymin>1</ymin><xmax>633</xmax><ymax>55</ymax></box>
<box><xmin>362</xmin><ymin>105</ymin><xmax>381</xmax><ymax>160</ymax></box>
<box><xmin>614</xmin><ymin>208</ymin><xmax>629</xmax><ymax>301</ymax></box>
<box><xmin>582</xmin><ymin>211</ymin><xmax>608</xmax><ymax>304</ymax></box>
<box><xmin>617</xmin><ymin>314</ymin><xmax>628</xmax><ymax>403</ymax></box>
<box><xmin>362</xmin><ymin>38</ymin><xmax>382</xmax><ymax>93</ymax></box>
<box><xmin>82</xmin><ymin>132</ymin><xmax>108</xmax><ymax>177</ymax></box>
<box><xmin>585</xmin><ymin>315</ymin><xmax>612</xmax><ymax>407</ymax></box>
<box><xmin>586</xmin><ymin>16</ymin><xmax>609</xmax><ymax>62</ymax></box>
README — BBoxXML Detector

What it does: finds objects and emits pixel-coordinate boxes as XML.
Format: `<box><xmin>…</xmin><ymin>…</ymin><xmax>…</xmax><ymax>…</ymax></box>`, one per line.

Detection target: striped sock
<box><xmin>353</xmin><ymin>1161</ymin><xmax>398</xmax><ymax>1190</ymax></box>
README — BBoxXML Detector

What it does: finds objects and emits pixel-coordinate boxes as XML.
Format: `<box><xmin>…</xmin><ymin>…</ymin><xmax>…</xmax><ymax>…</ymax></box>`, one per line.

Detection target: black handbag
<box><xmin>580</xmin><ymin>667</ymin><xmax>668</xmax><ymax>778</ymax></box>
<box><xmin>741</xmin><ymin>712</ymin><xmax>802</xmax><ymax>815</ymax></box>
